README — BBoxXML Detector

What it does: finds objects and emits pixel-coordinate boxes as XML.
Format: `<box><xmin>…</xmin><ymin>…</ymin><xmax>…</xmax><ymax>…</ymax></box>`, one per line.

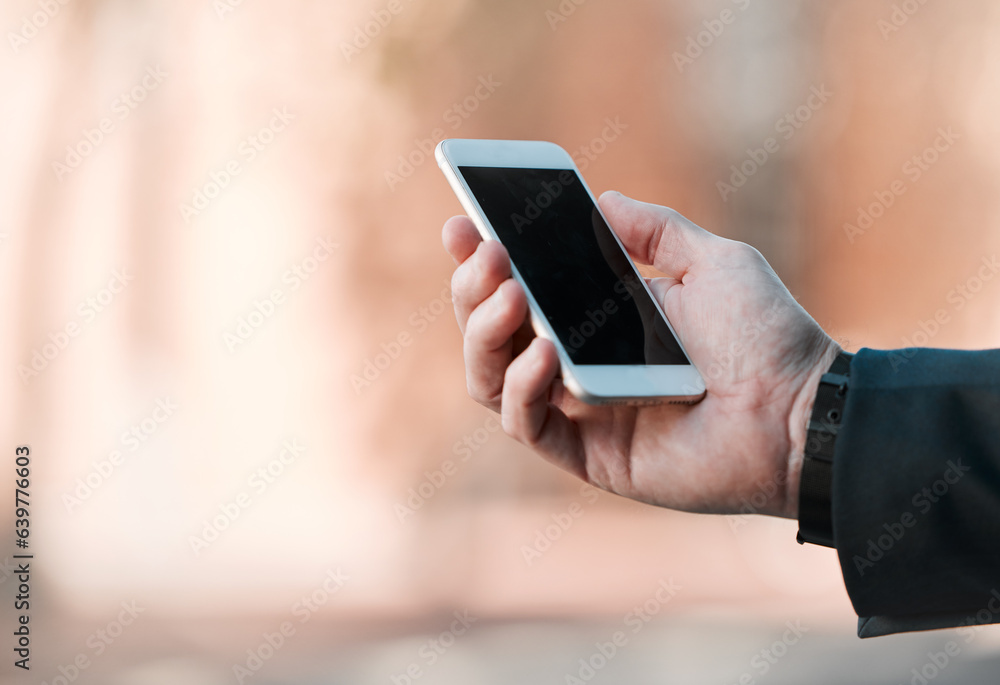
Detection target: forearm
<box><xmin>831</xmin><ymin>348</ymin><xmax>1000</xmax><ymax>637</ymax></box>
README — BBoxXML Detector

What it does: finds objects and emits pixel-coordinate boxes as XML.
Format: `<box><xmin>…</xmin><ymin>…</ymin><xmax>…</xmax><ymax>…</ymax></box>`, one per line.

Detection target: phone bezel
<box><xmin>436</xmin><ymin>138</ymin><xmax>706</xmax><ymax>405</ymax></box>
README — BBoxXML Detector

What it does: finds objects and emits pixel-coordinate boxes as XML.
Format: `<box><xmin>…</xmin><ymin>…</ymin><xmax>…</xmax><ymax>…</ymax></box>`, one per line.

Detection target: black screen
<box><xmin>459</xmin><ymin>166</ymin><xmax>687</xmax><ymax>366</ymax></box>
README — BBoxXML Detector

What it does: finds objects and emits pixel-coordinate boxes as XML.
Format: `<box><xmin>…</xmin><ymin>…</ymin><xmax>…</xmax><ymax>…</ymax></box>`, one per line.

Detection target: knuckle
<box><xmin>466</xmin><ymin>375</ymin><xmax>500</xmax><ymax>409</ymax></box>
<box><xmin>660</xmin><ymin>206</ymin><xmax>683</xmax><ymax>227</ymax></box>
<box><xmin>463</xmin><ymin>307</ymin><xmax>490</xmax><ymax>347</ymax></box>
<box><xmin>503</xmin><ymin>353</ymin><xmax>523</xmax><ymax>386</ymax></box>
<box><xmin>657</xmin><ymin>207</ymin><xmax>688</xmax><ymax>240</ymax></box>
<box><xmin>451</xmin><ymin>263</ymin><xmax>474</xmax><ymax>303</ymax></box>
<box><xmin>737</xmin><ymin>240</ymin><xmax>764</xmax><ymax>261</ymax></box>
<box><xmin>500</xmin><ymin>405</ymin><xmax>531</xmax><ymax>446</ymax></box>
<box><xmin>718</xmin><ymin>238</ymin><xmax>764</xmax><ymax>265</ymax></box>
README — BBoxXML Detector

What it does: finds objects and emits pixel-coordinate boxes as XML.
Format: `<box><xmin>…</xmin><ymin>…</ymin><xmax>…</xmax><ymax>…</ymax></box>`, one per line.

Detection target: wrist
<box><xmin>783</xmin><ymin>337</ymin><xmax>842</xmax><ymax>519</ymax></box>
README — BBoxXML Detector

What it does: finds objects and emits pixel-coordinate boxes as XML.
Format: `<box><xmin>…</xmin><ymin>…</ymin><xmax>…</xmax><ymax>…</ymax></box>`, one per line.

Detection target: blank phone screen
<box><xmin>458</xmin><ymin>166</ymin><xmax>688</xmax><ymax>366</ymax></box>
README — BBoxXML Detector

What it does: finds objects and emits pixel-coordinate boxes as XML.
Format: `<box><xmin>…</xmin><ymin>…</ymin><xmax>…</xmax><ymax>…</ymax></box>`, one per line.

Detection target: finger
<box><xmin>501</xmin><ymin>338</ymin><xmax>587</xmax><ymax>480</ymax></box>
<box><xmin>646</xmin><ymin>275</ymin><xmax>683</xmax><ymax>316</ymax></box>
<box><xmin>451</xmin><ymin>240</ymin><xmax>513</xmax><ymax>333</ymax></box>
<box><xmin>442</xmin><ymin>216</ymin><xmax>482</xmax><ymax>264</ymax></box>
<box><xmin>464</xmin><ymin>278</ymin><xmax>528</xmax><ymax>410</ymax></box>
<box><xmin>645</xmin><ymin>275</ymin><xmax>681</xmax><ymax>297</ymax></box>
<box><xmin>598</xmin><ymin>191</ymin><xmax>715</xmax><ymax>280</ymax></box>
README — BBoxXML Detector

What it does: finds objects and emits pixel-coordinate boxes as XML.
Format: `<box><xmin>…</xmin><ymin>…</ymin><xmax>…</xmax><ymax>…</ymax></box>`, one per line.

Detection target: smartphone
<box><xmin>436</xmin><ymin>139</ymin><xmax>705</xmax><ymax>405</ymax></box>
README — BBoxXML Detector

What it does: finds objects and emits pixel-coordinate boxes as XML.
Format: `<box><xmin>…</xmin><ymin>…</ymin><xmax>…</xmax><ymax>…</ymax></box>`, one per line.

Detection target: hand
<box><xmin>442</xmin><ymin>192</ymin><xmax>840</xmax><ymax>518</ymax></box>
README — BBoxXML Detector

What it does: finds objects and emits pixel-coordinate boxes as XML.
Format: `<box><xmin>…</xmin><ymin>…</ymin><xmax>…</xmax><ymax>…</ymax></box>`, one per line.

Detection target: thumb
<box><xmin>598</xmin><ymin>191</ymin><xmax>714</xmax><ymax>279</ymax></box>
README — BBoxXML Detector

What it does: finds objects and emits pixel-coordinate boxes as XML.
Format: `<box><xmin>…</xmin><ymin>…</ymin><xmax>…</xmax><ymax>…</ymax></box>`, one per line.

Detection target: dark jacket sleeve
<box><xmin>832</xmin><ymin>348</ymin><xmax>1000</xmax><ymax>638</ymax></box>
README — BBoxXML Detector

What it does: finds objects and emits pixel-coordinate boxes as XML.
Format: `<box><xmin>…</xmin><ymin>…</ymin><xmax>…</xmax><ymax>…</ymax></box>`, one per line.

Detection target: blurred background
<box><xmin>3</xmin><ymin>0</ymin><xmax>1000</xmax><ymax>683</ymax></box>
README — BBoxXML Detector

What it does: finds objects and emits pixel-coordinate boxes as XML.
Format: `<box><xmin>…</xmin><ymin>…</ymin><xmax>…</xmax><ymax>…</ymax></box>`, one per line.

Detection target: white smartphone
<box><xmin>436</xmin><ymin>138</ymin><xmax>706</xmax><ymax>405</ymax></box>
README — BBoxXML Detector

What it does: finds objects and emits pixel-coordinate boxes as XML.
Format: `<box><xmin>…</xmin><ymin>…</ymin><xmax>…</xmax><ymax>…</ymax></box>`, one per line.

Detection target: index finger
<box><xmin>442</xmin><ymin>215</ymin><xmax>482</xmax><ymax>264</ymax></box>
